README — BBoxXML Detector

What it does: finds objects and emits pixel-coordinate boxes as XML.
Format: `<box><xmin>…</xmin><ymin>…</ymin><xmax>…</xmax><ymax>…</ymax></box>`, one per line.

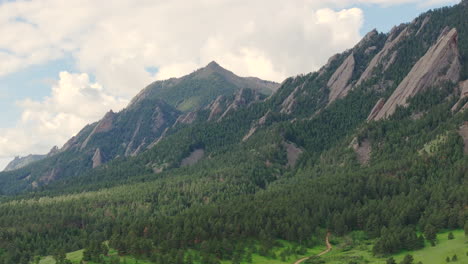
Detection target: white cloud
<box><xmin>0</xmin><ymin>0</ymin><xmax>367</xmax><ymax>91</ymax></box>
<box><xmin>0</xmin><ymin>157</ymin><xmax>10</xmax><ymax>171</ymax></box>
<box><xmin>336</xmin><ymin>0</ymin><xmax>458</xmax><ymax>7</ymax></box>
<box><xmin>0</xmin><ymin>0</ymin><xmax>459</xmax><ymax>87</ymax></box>
<box><xmin>0</xmin><ymin>72</ymin><xmax>127</xmax><ymax>162</ymax></box>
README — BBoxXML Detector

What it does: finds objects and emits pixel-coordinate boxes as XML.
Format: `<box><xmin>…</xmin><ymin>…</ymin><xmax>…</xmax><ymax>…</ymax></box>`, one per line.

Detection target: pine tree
<box><xmin>400</xmin><ymin>254</ymin><xmax>414</xmax><ymax>264</ymax></box>
<box><xmin>245</xmin><ymin>250</ymin><xmax>253</xmax><ymax>263</ymax></box>
<box><xmin>424</xmin><ymin>224</ymin><xmax>437</xmax><ymax>242</ymax></box>
<box><xmin>448</xmin><ymin>232</ymin><xmax>454</xmax><ymax>240</ymax></box>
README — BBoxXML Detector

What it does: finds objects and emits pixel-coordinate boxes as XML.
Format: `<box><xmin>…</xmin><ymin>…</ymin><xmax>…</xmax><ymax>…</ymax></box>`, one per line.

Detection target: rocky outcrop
<box><xmin>219</xmin><ymin>89</ymin><xmax>249</xmax><ymax>120</ymax></box>
<box><xmin>130</xmin><ymin>141</ymin><xmax>146</xmax><ymax>157</ymax></box>
<box><xmin>124</xmin><ymin>119</ymin><xmax>142</xmax><ymax>157</ymax></box>
<box><xmin>356</xmin><ymin>26</ymin><xmax>410</xmax><ymax>87</ymax></box>
<box><xmin>280</xmin><ymin>85</ymin><xmax>301</xmax><ymax>114</ymax></box>
<box><xmin>219</xmin><ymin>89</ymin><xmax>260</xmax><ymax>121</ymax></box>
<box><xmin>372</xmin><ymin>28</ymin><xmax>460</xmax><ymax>120</ymax></box>
<box><xmin>147</xmin><ymin>127</ymin><xmax>170</xmax><ymax>149</ymax></box>
<box><xmin>242</xmin><ymin>127</ymin><xmax>257</xmax><ymax>142</ymax></box>
<box><xmin>180</xmin><ymin>149</ymin><xmax>205</xmax><ymax>167</ymax></box>
<box><xmin>175</xmin><ymin>111</ymin><xmax>197</xmax><ymax>125</ymax></box>
<box><xmin>460</xmin><ymin>102</ymin><xmax>468</xmax><ymax>112</ymax></box>
<box><xmin>384</xmin><ymin>51</ymin><xmax>398</xmax><ymax>71</ymax></box>
<box><xmin>242</xmin><ymin>111</ymin><xmax>271</xmax><ymax>142</ymax></box>
<box><xmin>152</xmin><ymin>106</ymin><xmax>167</xmax><ymax>132</ymax></box>
<box><xmin>351</xmin><ymin>138</ymin><xmax>371</xmax><ymax>165</ymax></box>
<box><xmin>327</xmin><ymin>53</ymin><xmax>355</xmax><ymax>104</ymax></box>
<box><xmin>365</xmin><ymin>46</ymin><xmax>377</xmax><ymax>55</ymax></box>
<box><xmin>39</xmin><ymin>167</ymin><xmax>60</xmax><ymax>184</ymax></box>
<box><xmin>81</xmin><ymin>111</ymin><xmax>116</xmax><ymax>150</ymax></box>
<box><xmin>47</xmin><ymin>146</ymin><xmax>60</xmax><ymax>157</ymax></box>
<box><xmin>92</xmin><ymin>148</ymin><xmax>103</xmax><ymax>168</ymax></box>
<box><xmin>451</xmin><ymin>80</ymin><xmax>468</xmax><ymax>112</ymax></box>
<box><xmin>207</xmin><ymin>96</ymin><xmax>226</xmax><ymax>121</ymax></box>
<box><xmin>367</xmin><ymin>98</ymin><xmax>386</xmax><ymax>121</ymax></box>
<box><xmin>459</xmin><ymin>122</ymin><xmax>468</xmax><ymax>154</ymax></box>
<box><xmin>283</xmin><ymin>142</ymin><xmax>303</xmax><ymax>167</ymax></box>
<box><xmin>357</xmin><ymin>29</ymin><xmax>379</xmax><ymax>48</ymax></box>
<box><xmin>416</xmin><ymin>16</ymin><xmax>430</xmax><ymax>36</ymax></box>
<box><xmin>318</xmin><ymin>54</ymin><xmax>340</xmax><ymax>77</ymax></box>
<box><xmin>94</xmin><ymin>111</ymin><xmax>115</xmax><ymax>133</ymax></box>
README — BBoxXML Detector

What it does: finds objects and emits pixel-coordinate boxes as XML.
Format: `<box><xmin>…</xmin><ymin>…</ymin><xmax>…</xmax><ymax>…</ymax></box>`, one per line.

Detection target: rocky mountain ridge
<box><xmin>1</xmin><ymin>1</ymin><xmax>468</xmax><ymax>193</ymax></box>
<box><xmin>0</xmin><ymin>62</ymin><xmax>277</xmax><ymax>186</ymax></box>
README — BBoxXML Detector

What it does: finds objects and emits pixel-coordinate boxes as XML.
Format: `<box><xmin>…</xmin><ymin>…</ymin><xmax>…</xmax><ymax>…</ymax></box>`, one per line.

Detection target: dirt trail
<box><xmin>293</xmin><ymin>232</ymin><xmax>332</xmax><ymax>264</ymax></box>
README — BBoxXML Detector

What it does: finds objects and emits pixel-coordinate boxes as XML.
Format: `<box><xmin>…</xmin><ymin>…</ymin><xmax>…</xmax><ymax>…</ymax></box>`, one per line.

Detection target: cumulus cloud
<box><xmin>0</xmin><ymin>0</ymin><xmax>459</xmax><ymax>88</ymax></box>
<box><xmin>0</xmin><ymin>0</ymin><xmax>367</xmax><ymax>91</ymax></box>
<box><xmin>0</xmin><ymin>72</ymin><xmax>127</xmax><ymax>167</ymax></box>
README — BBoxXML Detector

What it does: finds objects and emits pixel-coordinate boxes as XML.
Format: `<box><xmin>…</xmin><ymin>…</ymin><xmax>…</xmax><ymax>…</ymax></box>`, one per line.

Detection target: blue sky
<box><xmin>0</xmin><ymin>0</ymin><xmax>461</xmax><ymax>169</ymax></box>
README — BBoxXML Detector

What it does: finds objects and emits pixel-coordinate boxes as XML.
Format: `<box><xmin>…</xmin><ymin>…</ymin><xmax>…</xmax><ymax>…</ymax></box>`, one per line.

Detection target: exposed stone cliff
<box><xmin>371</xmin><ymin>28</ymin><xmax>460</xmax><ymax>120</ymax></box>
<box><xmin>327</xmin><ymin>53</ymin><xmax>355</xmax><ymax>104</ymax></box>
<box><xmin>356</xmin><ymin>26</ymin><xmax>410</xmax><ymax>87</ymax></box>
<box><xmin>92</xmin><ymin>148</ymin><xmax>103</xmax><ymax>168</ymax></box>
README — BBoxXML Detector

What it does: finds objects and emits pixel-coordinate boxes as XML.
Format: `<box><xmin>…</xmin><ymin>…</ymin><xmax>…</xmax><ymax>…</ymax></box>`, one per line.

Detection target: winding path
<box><xmin>293</xmin><ymin>232</ymin><xmax>332</xmax><ymax>264</ymax></box>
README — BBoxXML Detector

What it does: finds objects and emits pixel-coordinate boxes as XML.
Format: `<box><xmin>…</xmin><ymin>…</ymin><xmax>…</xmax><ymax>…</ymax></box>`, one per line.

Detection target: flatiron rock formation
<box><xmin>327</xmin><ymin>53</ymin><xmax>355</xmax><ymax>104</ymax></box>
<box><xmin>371</xmin><ymin>28</ymin><xmax>460</xmax><ymax>120</ymax></box>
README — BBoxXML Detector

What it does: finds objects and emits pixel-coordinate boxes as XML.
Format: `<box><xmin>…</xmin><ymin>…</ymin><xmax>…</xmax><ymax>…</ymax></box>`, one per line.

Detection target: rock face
<box><xmin>205</xmin><ymin>89</ymin><xmax>262</xmax><ymax>122</ymax></box>
<box><xmin>371</xmin><ymin>28</ymin><xmax>460</xmax><ymax>120</ymax></box>
<box><xmin>280</xmin><ymin>84</ymin><xmax>301</xmax><ymax>114</ymax></box>
<box><xmin>367</xmin><ymin>99</ymin><xmax>386</xmax><ymax>121</ymax></box>
<box><xmin>416</xmin><ymin>16</ymin><xmax>431</xmax><ymax>36</ymax></box>
<box><xmin>92</xmin><ymin>148</ymin><xmax>103</xmax><ymax>168</ymax></box>
<box><xmin>124</xmin><ymin>119</ymin><xmax>143</xmax><ymax>157</ymax></box>
<box><xmin>175</xmin><ymin>111</ymin><xmax>197</xmax><ymax>125</ymax></box>
<box><xmin>356</xmin><ymin>26</ymin><xmax>410</xmax><ymax>87</ymax></box>
<box><xmin>283</xmin><ymin>142</ymin><xmax>303</xmax><ymax>167</ymax></box>
<box><xmin>318</xmin><ymin>54</ymin><xmax>340</xmax><ymax>77</ymax></box>
<box><xmin>327</xmin><ymin>53</ymin><xmax>355</xmax><ymax>104</ymax></box>
<box><xmin>352</xmin><ymin>138</ymin><xmax>371</xmax><ymax>165</ymax></box>
<box><xmin>357</xmin><ymin>29</ymin><xmax>378</xmax><ymax>48</ymax></box>
<box><xmin>459</xmin><ymin>122</ymin><xmax>468</xmax><ymax>154</ymax></box>
<box><xmin>39</xmin><ymin>167</ymin><xmax>60</xmax><ymax>184</ymax></box>
<box><xmin>180</xmin><ymin>149</ymin><xmax>205</xmax><ymax>167</ymax></box>
<box><xmin>81</xmin><ymin>111</ymin><xmax>116</xmax><ymax>150</ymax></box>
<box><xmin>47</xmin><ymin>146</ymin><xmax>60</xmax><ymax>157</ymax></box>
<box><xmin>207</xmin><ymin>96</ymin><xmax>226</xmax><ymax>121</ymax></box>
<box><xmin>451</xmin><ymin>80</ymin><xmax>468</xmax><ymax>112</ymax></box>
<box><xmin>242</xmin><ymin>111</ymin><xmax>271</xmax><ymax>142</ymax></box>
<box><xmin>219</xmin><ymin>89</ymin><xmax>260</xmax><ymax>120</ymax></box>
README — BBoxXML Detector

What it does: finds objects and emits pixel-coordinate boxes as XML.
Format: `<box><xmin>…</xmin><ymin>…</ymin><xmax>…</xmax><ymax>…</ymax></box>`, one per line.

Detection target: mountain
<box><xmin>0</xmin><ymin>62</ymin><xmax>278</xmax><ymax>193</ymax></box>
<box><xmin>3</xmin><ymin>155</ymin><xmax>45</xmax><ymax>172</ymax></box>
<box><xmin>2</xmin><ymin>146</ymin><xmax>59</xmax><ymax>172</ymax></box>
<box><xmin>129</xmin><ymin>61</ymin><xmax>278</xmax><ymax>112</ymax></box>
<box><xmin>0</xmin><ymin>2</ymin><xmax>467</xmax><ymax>264</ymax></box>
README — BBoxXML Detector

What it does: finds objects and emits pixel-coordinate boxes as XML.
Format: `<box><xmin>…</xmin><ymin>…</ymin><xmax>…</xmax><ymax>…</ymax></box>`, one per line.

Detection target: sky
<box><xmin>0</xmin><ymin>0</ymin><xmax>461</xmax><ymax>170</ymax></box>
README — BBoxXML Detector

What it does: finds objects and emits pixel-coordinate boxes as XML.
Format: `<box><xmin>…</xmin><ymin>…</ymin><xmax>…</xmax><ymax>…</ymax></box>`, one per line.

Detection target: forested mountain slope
<box><xmin>0</xmin><ymin>63</ymin><xmax>277</xmax><ymax>194</ymax></box>
<box><xmin>3</xmin><ymin>154</ymin><xmax>46</xmax><ymax>172</ymax></box>
<box><xmin>0</xmin><ymin>1</ymin><xmax>467</xmax><ymax>264</ymax></box>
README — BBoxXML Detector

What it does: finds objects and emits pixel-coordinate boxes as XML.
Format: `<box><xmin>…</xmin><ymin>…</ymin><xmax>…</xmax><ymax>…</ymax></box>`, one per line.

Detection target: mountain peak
<box><xmin>206</xmin><ymin>60</ymin><xmax>221</xmax><ymax>69</ymax></box>
<box><xmin>198</xmin><ymin>60</ymin><xmax>230</xmax><ymax>75</ymax></box>
<box><xmin>191</xmin><ymin>60</ymin><xmax>234</xmax><ymax>80</ymax></box>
